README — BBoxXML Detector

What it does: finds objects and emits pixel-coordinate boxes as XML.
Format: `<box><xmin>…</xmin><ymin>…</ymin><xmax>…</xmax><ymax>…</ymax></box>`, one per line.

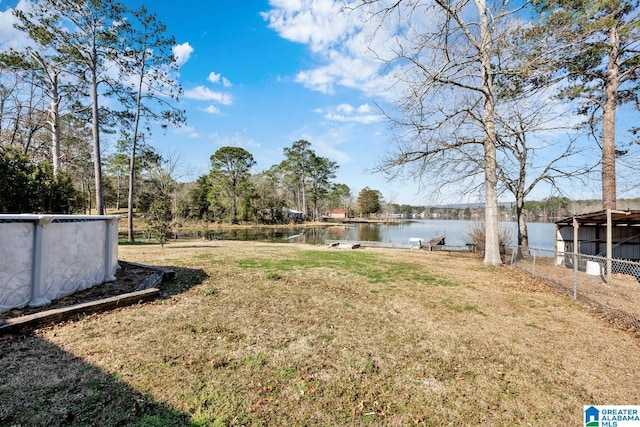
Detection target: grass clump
<box><xmin>266</xmin><ymin>271</ymin><xmax>283</xmax><ymax>280</ymax></box>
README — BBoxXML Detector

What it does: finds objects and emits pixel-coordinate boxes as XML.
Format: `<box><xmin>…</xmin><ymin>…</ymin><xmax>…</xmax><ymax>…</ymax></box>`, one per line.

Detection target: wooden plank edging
<box><xmin>119</xmin><ymin>260</ymin><xmax>176</xmax><ymax>280</ymax></box>
<box><xmin>0</xmin><ymin>288</ymin><xmax>160</xmax><ymax>334</ymax></box>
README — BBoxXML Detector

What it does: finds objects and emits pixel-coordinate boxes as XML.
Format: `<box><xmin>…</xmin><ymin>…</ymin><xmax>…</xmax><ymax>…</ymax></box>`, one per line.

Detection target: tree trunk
<box><xmin>127</xmin><ymin>147</ymin><xmax>136</xmax><ymax>241</ymax></box>
<box><xmin>232</xmin><ymin>192</ymin><xmax>238</xmax><ymax>224</ymax></box>
<box><xmin>515</xmin><ymin>193</ymin><xmax>530</xmax><ymax>260</ymax></box>
<box><xmin>483</xmin><ymin>138</ymin><xmax>501</xmax><ymax>266</ymax></box>
<box><xmin>85</xmin><ymin>179</ymin><xmax>92</xmax><ymax>214</ymax></box>
<box><xmin>90</xmin><ymin>63</ymin><xmax>104</xmax><ymax>215</ymax></box>
<box><xmin>49</xmin><ymin>70</ymin><xmax>61</xmax><ymax>178</ymax></box>
<box><xmin>115</xmin><ymin>175</ymin><xmax>120</xmax><ymax>211</ymax></box>
<box><xmin>602</xmin><ymin>25</ymin><xmax>619</xmax><ymax>210</ymax></box>
<box><xmin>475</xmin><ymin>0</ymin><xmax>502</xmax><ymax>266</ymax></box>
<box><xmin>128</xmin><ymin>51</ymin><xmax>149</xmax><ymax>241</ymax></box>
<box><xmin>301</xmin><ymin>178</ymin><xmax>307</xmax><ymax>220</ymax></box>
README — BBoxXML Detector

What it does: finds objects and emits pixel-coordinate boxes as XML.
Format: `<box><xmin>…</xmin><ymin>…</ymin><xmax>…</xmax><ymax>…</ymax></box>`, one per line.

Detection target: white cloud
<box><xmin>288</xmin><ymin>124</ymin><xmax>354</xmax><ymax>164</ymax></box>
<box><xmin>203</xmin><ymin>105</ymin><xmax>220</xmax><ymax>114</ymax></box>
<box><xmin>207</xmin><ymin>72</ymin><xmax>221</xmax><ymax>83</ymax></box>
<box><xmin>263</xmin><ymin>0</ymin><xmax>405</xmax><ymax>99</ymax></box>
<box><xmin>174</xmin><ymin>125</ymin><xmax>200</xmax><ymax>139</ymax></box>
<box><xmin>0</xmin><ymin>1</ymin><xmax>37</xmax><ymax>51</ymax></box>
<box><xmin>336</xmin><ymin>103</ymin><xmax>354</xmax><ymax>114</ymax></box>
<box><xmin>324</xmin><ymin>113</ymin><xmax>382</xmax><ymax>124</ymax></box>
<box><xmin>184</xmin><ymin>85</ymin><xmax>233</xmax><ymax>105</ymax></box>
<box><xmin>292</xmin><ymin>45</ymin><xmax>398</xmax><ymax>97</ymax></box>
<box><xmin>295</xmin><ymin>67</ymin><xmax>336</xmax><ymax>95</ymax></box>
<box><xmin>262</xmin><ymin>0</ymin><xmax>353</xmax><ymax>53</ymax></box>
<box><xmin>208</xmin><ymin>71</ymin><xmax>233</xmax><ymax>87</ymax></box>
<box><xmin>318</xmin><ymin>103</ymin><xmax>384</xmax><ymax>124</ymax></box>
<box><xmin>313</xmin><ymin>138</ymin><xmax>352</xmax><ymax>163</ymax></box>
<box><xmin>208</xmin><ymin>131</ymin><xmax>260</xmax><ymax>149</ymax></box>
<box><xmin>172</xmin><ymin>42</ymin><xmax>193</xmax><ymax>68</ymax></box>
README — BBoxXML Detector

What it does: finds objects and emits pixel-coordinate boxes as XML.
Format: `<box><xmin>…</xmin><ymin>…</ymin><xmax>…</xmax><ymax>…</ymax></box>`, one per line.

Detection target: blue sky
<box><xmin>1</xmin><ymin>0</ymin><xmax>632</xmax><ymax>206</ymax></box>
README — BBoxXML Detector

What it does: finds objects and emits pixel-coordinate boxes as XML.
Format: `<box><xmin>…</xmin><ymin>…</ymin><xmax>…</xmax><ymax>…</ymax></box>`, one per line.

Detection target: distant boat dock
<box><xmin>325</xmin><ymin>235</ymin><xmax>475</xmax><ymax>252</ymax></box>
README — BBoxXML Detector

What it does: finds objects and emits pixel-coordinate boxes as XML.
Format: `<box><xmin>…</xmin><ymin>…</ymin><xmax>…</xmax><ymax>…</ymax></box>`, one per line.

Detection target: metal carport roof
<box><xmin>555</xmin><ymin>209</ymin><xmax>640</xmax><ymax>226</ymax></box>
<box><xmin>555</xmin><ymin>209</ymin><xmax>640</xmax><ymax>282</ymax></box>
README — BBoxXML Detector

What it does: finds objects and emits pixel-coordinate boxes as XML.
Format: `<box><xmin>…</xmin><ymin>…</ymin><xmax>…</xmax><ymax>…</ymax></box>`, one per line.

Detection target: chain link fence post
<box><xmin>572</xmin><ymin>251</ymin><xmax>577</xmax><ymax>299</ymax></box>
<box><xmin>532</xmin><ymin>248</ymin><xmax>536</xmax><ymax>277</ymax></box>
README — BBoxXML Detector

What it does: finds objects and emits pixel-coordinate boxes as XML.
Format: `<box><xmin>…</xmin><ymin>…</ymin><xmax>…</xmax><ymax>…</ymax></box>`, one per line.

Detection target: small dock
<box><xmin>327</xmin><ymin>241</ymin><xmax>362</xmax><ymax>249</ymax></box>
<box><xmin>326</xmin><ymin>235</ymin><xmax>474</xmax><ymax>252</ymax></box>
<box><xmin>326</xmin><ymin>240</ymin><xmax>407</xmax><ymax>249</ymax></box>
<box><xmin>424</xmin><ymin>236</ymin><xmax>446</xmax><ymax>250</ymax></box>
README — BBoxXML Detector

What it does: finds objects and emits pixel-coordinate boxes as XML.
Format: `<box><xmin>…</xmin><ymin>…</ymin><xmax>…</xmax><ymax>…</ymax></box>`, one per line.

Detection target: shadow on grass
<box><xmin>0</xmin><ymin>334</ymin><xmax>195</xmax><ymax>426</ymax></box>
<box><xmin>0</xmin><ymin>266</ymin><xmax>210</xmax><ymax>426</ymax></box>
<box><xmin>118</xmin><ymin>239</ymin><xmax>159</xmax><ymax>246</ymax></box>
<box><xmin>159</xmin><ymin>266</ymin><xmax>209</xmax><ymax>298</ymax></box>
<box><xmin>158</xmin><ymin>244</ymin><xmax>222</xmax><ymax>251</ymax></box>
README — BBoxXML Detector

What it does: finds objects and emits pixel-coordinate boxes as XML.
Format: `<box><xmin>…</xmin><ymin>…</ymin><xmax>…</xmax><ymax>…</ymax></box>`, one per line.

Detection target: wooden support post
<box><xmin>606</xmin><ymin>209</ymin><xmax>612</xmax><ymax>283</ymax></box>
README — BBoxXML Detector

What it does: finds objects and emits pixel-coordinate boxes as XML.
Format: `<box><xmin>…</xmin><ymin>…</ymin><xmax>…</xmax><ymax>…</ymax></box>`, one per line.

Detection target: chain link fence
<box><xmin>510</xmin><ymin>247</ymin><xmax>640</xmax><ymax>333</ymax></box>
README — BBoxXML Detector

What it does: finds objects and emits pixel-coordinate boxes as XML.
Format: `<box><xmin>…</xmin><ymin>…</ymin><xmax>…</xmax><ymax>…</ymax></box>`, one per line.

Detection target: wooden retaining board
<box><xmin>0</xmin><ymin>287</ymin><xmax>160</xmax><ymax>334</ymax></box>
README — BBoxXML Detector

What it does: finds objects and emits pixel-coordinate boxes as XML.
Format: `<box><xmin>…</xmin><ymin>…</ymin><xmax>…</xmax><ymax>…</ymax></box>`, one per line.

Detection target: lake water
<box><xmin>200</xmin><ymin>220</ymin><xmax>556</xmax><ymax>251</ymax></box>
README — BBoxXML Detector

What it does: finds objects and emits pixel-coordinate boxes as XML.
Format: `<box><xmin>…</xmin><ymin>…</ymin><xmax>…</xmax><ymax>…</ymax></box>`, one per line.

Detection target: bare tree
<box><xmin>0</xmin><ymin>70</ymin><xmax>50</xmax><ymax>159</ymax></box>
<box><xmin>358</xmin><ymin>0</ymin><xmax>523</xmax><ymax>265</ymax></box>
<box><xmin>495</xmin><ymin>93</ymin><xmax>595</xmax><ymax>259</ymax></box>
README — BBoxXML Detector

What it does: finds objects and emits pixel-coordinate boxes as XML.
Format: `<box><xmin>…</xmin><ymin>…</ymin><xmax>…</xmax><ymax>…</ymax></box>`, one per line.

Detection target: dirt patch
<box><xmin>0</xmin><ymin>261</ymin><xmax>161</xmax><ymax>322</ymax></box>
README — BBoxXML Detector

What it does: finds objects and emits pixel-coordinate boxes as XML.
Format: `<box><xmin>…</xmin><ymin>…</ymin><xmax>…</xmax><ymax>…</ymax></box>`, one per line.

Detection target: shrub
<box><xmin>0</xmin><ymin>148</ymin><xmax>83</xmax><ymax>213</ymax></box>
<box><xmin>465</xmin><ymin>221</ymin><xmax>513</xmax><ymax>253</ymax></box>
<box><xmin>145</xmin><ymin>196</ymin><xmax>173</xmax><ymax>246</ymax></box>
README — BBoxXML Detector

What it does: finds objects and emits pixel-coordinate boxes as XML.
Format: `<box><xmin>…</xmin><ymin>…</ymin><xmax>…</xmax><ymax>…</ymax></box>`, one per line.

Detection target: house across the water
<box><xmin>283</xmin><ymin>208</ymin><xmax>303</xmax><ymax>221</ymax></box>
<box><xmin>322</xmin><ymin>209</ymin><xmax>348</xmax><ymax>220</ymax></box>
